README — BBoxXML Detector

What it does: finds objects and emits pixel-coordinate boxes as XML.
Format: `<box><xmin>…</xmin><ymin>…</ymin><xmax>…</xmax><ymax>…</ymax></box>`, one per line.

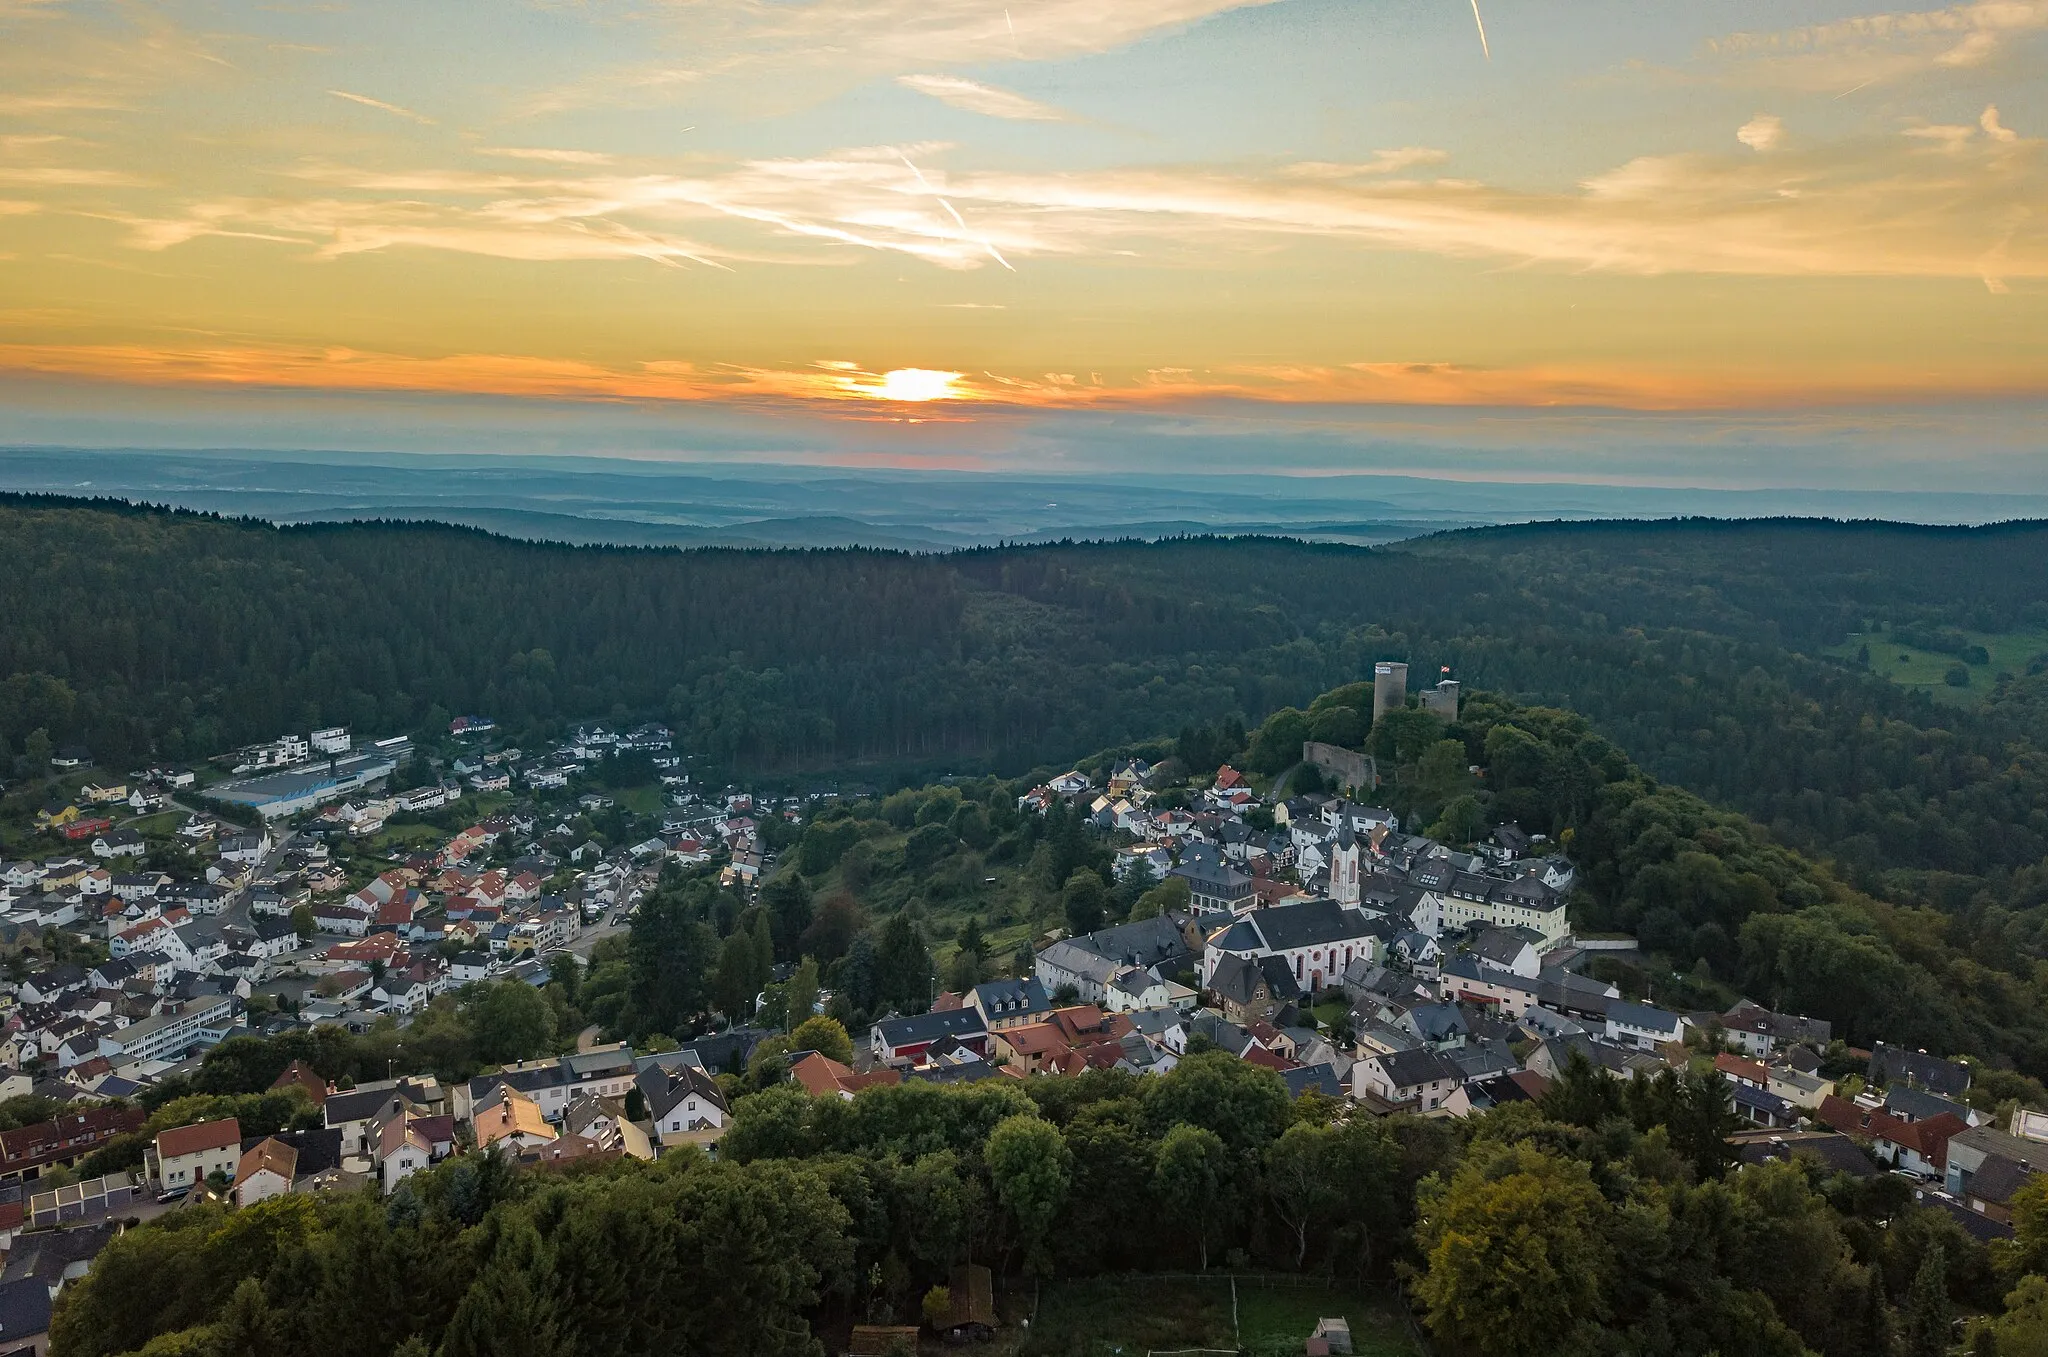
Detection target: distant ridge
<box><xmin>3</xmin><ymin>445</ymin><xmax>2041</xmax><ymax>550</ymax></box>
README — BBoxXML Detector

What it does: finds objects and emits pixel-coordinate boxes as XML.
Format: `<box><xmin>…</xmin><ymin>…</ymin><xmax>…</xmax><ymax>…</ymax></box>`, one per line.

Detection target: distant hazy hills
<box><xmin>2</xmin><ymin>446</ymin><xmax>2039</xmax><ymax>550</ymax></box>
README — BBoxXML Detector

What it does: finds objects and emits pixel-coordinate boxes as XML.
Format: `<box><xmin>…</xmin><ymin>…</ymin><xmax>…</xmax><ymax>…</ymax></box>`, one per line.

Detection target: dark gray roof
<box><xmin>1209</xmin><ymin>920</ymin><xmax>1263</xmax><ymax>954</ymax></box>
<box><xmin>1539</xmin><ymin>971</ymin><xmax>1620</xmax><ymax>1017</ymax></box>
<box><xmin>1209</xmin><ymin>954</ymin><xmax>1300</xmax><ymax>1008</ymax></box>
<box><xmin>1964</xmin><ymin>1154</ymin><xmax>2037</xmax><ymax>1210</ymax></box>
<box><xmin>1736</xmin><ymin>1133</ymin><xmax>1879</xmax><ymax>1179</ymax></box>
<box><xmin>1732</xmin><ymin>1084</ymin><xmax>1793</xmax><ymax>1118</ymax></box>
<box><xmin>1442</xmin><ymin>956</ymin><xmax>1540</xmax><ymax>994</ymax></box>
<box><xmin>1405</xmin><ymin>1002</ymin><xmax>1469</xmax><ymax>1043</ymax></box>
<box><xmin>1447</xmin><ymin>1039</ymin><xmax>1517</xmax><ymax>1080</ymax></box>
<box><xmin>1374</xmin><ymin>1047</ymin><xmax>1464</xmax><ymax>1089</ymax></box>
<box><xmin>970</xmin><ymin>978</ymin><xmax>1050</xmax><ymax>1019</ymax></box>
<box><xmin>1463</xmin><ymin>1071</ymin><xmax>1538</xmax><ymax>1109</ymax></box>
<box><xmin>1869</xmin><ymin>1042</ymin><xmax>1971</xmax><ymax>1097</ymax></box>
<box><xmin>1468</xmin><ymin>928</ymin><xmax>1538</xmax><ymax>965</ymax></box>
<box><xmin>873</xmin><ymin>1008</ymin><xmax>988</xmax><ymax>1049</ymax></box>
<box><xmin>242</xmin><ymin>1128</ymin><xmax>344</xmax><ymax>1178</ymax></box>
<box><xmin>324</xmin><ymin>1079</ymin><xmax>437</xmax><ymax>1124</ymax></box>
<box><xmin>1407</xmin><ymin>860</ymin><xmax>1455</xmax><ymax>891</ymax></box>
<box><xmin>561</xmin><ymin>1047</ymin><xmax>635</xmax><ymax>1079</ymax></box>
<box><xmin>1916</xmin><ymin>1188</ymin><xmax>2014</xmax><ymax>1242</ymax></box>
<box><xmin>1885</xmin><ymin>1084</ymin><xmax>1973</xmax><ymax>1125</ymax></box>
<box><xmin>1186</xmin><ymin>1011</ymin><xmax>1253</xmax><ymax>1055</ymax></box>
<box><xmin>635</xmin><ymin>1062</ymin><xmax>728</xmax><ymax>1120</ymax></box>
<box><xmin>1493</xmin><ymin>876</ymin><xmax>1560</xmax><ymax>909</ymax></box>
<box><xmin>1073</xmin><ymin>914</ymin><xmax>1193</xmax><ymax>971</ymax></box>
<box><xmin>904</xmin><ymin>1057</ymin><xmax>999</xmax><ymax>1085</ymax></box>
<box><xmin>1170</xmin><ymin>859</ymin><xmax>1255</xmax><ymax>897</ymax></box>
<box><xmin>1249</xmin><ymin>900</ymin><xmax>1381</xmax><ymax>951</ymax></box>
<box><xmin>0</xmin><ymin>1275</ymin><xmax>52</xmax><ymax>1342</ymax></box>
<box><xmin>677</xmin><ymin>1026</ymin><xmax>773</xmax><ymax>1075</ymax></box>
<box><xmin>1606</xmin><ymin>1000</ymin><xmax>1683</xmax><ymax>1033</ymax></box>
<box><xmin>1281</xmin><ymin>1063</ymin><xmax>1345</xmax><ymax>1099</ymax></box>
<box><xmin>0</xmin><ymin>1222</ymin><xmax>117</xmax><ymax>1288</ymax></box>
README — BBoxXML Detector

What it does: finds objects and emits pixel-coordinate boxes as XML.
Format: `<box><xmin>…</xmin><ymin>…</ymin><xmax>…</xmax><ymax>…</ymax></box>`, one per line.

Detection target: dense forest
<box><xmin>45</xmin><ymin>1046</ymin><xmax>2048</xmax><ymax>1357</ymax></box>
<box><xmin>15</xmin><ymin>499</ymin><xmax>2048</xmax><ymax>1045</ymax></box>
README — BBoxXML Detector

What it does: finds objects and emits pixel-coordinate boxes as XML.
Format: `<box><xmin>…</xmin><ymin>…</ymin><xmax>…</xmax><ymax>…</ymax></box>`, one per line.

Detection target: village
<box><xmin>0</xmin><ymin>695</ymin><xmax>2041</xmax><ymax>1355</ymax></box>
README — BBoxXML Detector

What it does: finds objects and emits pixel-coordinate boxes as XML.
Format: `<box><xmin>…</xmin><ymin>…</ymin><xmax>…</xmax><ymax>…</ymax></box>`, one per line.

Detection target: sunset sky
<box><xmin>2</xmin><ymin>0</ymin><xmax>2045</xmax><ymax>488</ymax></box>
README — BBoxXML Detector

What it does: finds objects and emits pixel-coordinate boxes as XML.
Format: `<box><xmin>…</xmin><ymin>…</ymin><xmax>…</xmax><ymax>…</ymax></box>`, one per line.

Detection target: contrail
<box><xmin>897</xmin><ymin>150</ymin><xmax>1015</xmax><ymax>272</ymax></box>
<box><xmin>1469</xmin><ymin>0</ymin><xmax>1491</xmax><ymax>60</ymax></box>
<box><xmin>328</xmin><ymin>88</ymin><xmax>435</xmax><ymax>124</ymax></box>
<box><xmin>1834</xmin><ymin>78</ymin><xmax>1874</xmax><ymax>99</ymax></box>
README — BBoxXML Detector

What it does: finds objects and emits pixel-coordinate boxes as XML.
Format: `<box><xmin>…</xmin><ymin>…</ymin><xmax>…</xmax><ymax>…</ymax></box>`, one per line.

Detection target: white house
<box><xmin>1604</xmin><ymin>1001</ymin><xmax>1687</xmax><ymax>1051</ymax></box>
<box><xmin>1354</xmin><ymin>1048</ymin><xmax>1465</xmax><ymax>1112</ymax></box>
<box><xmin>217</xmin><ymin>830</ymin><xmax>272</xmax><ymax>866</ymax></box>
<box><xmin>635</xmin><ymin>1063</ymin><xmax>730</xmax><ymax>1144</ymax></box>
<box><xmin>377</xmin><ymin>1117</ymin><xmax>434</xmax><ymax>1194</ymax></box>
<box><xmin>232</xmin><ymin>1137</ymin><xmax>297</xmax><ymax>1207</ymax></box>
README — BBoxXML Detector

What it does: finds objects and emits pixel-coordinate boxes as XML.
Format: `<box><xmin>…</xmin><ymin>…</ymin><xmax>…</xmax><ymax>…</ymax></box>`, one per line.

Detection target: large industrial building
<box><xmin>209</xmin><ymin>744</ymin><xmax>408</xmax><ymax>821</ymax></box>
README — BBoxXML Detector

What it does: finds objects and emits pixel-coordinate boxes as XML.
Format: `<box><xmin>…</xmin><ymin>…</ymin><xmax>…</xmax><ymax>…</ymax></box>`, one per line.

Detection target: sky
<box><xmin>1</xmin><ymin>0</ymin><xmax>2045</xmax><ymax>490</ymax></box>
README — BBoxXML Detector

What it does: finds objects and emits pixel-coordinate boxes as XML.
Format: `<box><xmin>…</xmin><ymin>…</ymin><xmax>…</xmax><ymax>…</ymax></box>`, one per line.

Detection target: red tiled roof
<box><xmin>271</xmin><ymin>1060</ymin><xmax>329</xmax><ymax>1107</ymax></box>
<box><xmin>0</xmin><ymin>1104</ymin><xmax>145</xmax><ymax>1173</ymax></box>
<box><xmin>155</xmin><ymin>1117</ymin><xmax>241</xmax><ymax>1159</ymax></box>
<box><xmin>791</xmin><ymin>1052</ymin><xmax>856</xmax><ymax>1097</ymax></box>
<box><xmin>1816</xmin><ymin>1095</ymin><xmax>1968</xmax><ymax>1170</ymax></box>
<box><xmin>1715</xmin><ymin>1053</ymin><xmax>1770</xmax><ymax>1085</ymax></box>
<box><xmin>1242</xmin><ymin>1045</ymin><xmax>1299</xmax><ymax>1073</ymax></box>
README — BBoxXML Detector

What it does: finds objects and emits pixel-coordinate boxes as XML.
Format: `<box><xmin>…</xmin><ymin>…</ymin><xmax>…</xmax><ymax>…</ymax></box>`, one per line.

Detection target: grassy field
<box><xmin>615</xmin><ymin>784</ymin><xmax>666</xmax><ymax>817</ymax></box>
<box><xmin>121</xmin><ymin>810</ymin><xmax>186</xmax><ymax>839</ymax></box>
<box><xmin>794</xmin><ymin>824</ymin><xmax>1053</xmax><ymax>979</ymax></box>
<box><xmin>1006</xmin><ymin>1276</ymin><xmax>1424</xmax><ymax>1357</ymax></box>
<box><xmin>361</xmin><ymin>821</ymin><xmax>448</xmax><ymax>854</ymax></box>
<box><xmin>1823</xmin><ymin>627</ymin><xmax>2048</xmax><ymax>708</ymax></box>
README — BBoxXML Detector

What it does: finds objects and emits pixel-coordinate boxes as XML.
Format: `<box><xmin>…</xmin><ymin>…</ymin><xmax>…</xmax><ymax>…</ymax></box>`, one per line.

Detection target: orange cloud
<box><xmin>2</xmin><ymin>342</ymin><xmax>2044</xmax><ymax>414</ymax></box>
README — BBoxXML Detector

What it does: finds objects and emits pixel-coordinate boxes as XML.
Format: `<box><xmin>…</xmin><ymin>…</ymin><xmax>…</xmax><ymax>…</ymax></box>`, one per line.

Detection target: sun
<box><xmin>870</xmin><ymin>368</ymin><xmax>964</xmax><ymax>402</ymax></box>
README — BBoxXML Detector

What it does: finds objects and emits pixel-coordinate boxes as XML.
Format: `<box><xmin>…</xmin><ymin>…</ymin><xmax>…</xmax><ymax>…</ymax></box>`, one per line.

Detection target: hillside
<box><xmin>11</xmin><ymin>499</ymin><xmax>2048</xmax><ymax>990</ymax></box>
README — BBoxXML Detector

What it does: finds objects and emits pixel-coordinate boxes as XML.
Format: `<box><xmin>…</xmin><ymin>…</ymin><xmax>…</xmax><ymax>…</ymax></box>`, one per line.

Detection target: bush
<box><xmin>1945</xmin><ymin>662</ymin><xmax>1971</xmax><ymax>688</ymax></box>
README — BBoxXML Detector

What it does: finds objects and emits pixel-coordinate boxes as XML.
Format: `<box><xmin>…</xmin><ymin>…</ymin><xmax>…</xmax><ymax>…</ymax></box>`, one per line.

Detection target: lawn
<box><xmin>614</xmin><ymin>783</ymin><xmax>666</xmax><ymax>817</ymax></box>
<box><xmin>1823</xmin><ymin>627</ymin><xmax>2048</xmax><ymax>708</ymax></box>
<box><xmin>362</xmin><ymin>822</ymin><xmax>448</xmax><ymax>854</ymax></box>
<box><xmin>1009</xmin><ymin>1276</ymin><xmax>1424</xmax><ymax>1357</ymax></box>
<box><xmin>122</xmin><ymin>810</ymin><xmax>186</xmax><ymax>839</ymax></box>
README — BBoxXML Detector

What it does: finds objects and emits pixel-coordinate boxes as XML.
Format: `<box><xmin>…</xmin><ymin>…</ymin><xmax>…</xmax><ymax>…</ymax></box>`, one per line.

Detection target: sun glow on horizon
<box><xmin>866</xmin><ymin>368</ymin><xmax>965</xmax><ymax>402</ymax></box>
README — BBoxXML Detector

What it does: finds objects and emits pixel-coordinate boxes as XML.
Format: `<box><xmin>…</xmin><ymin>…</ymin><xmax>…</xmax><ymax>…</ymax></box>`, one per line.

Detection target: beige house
<box><xmin>153</xmin><ymin>1118</ymin><xmax>241</xmax><ymax>1191</ymax></box>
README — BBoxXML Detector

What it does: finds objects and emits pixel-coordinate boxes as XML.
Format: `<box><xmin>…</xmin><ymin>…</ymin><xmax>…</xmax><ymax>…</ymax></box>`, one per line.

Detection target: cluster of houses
<box><xmin>443</xmin><ymin>721</ymin><xmax>679</xmax><ymax>798</ymax></box>
<box><xmin>862</xmin><ymin>759</ymin><xmax>2045</xmax><ymax>1241</ymax></box>
<box><xmin>144</xmin><ymin>1037</ymin><xmax>739</xmax><ymax>1209</ymax></box>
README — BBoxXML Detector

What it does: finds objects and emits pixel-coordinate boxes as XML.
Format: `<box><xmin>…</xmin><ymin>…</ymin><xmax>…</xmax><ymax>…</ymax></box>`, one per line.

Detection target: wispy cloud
<box><xmin>1704</xmin><ymin>0</ymin><xmax>2048</xmax><ymax>90</ymax></box>
<box><xmin>1284</xmin><ymin>149</ymin><xmax>1451</xmax><ymax>178</ymax></box>
<box><xmin>896</xmin><ymin>74</ymin><xmax>1071</xmax><ymax>122</ymax></box>
<box><xmin>526</xmin><ymin>0</ymin><xmax>1278</xmax><ymax>114</ymax></box>
<box><xmin>478</xmin><ymin>147</ymin><xmax>615</xmax><ymax>165</ymax></box>
<box><xmin>108</xmin><ymin>123</ymin><xmax>2047</xmax><ymax>287</ymax></box>
<box><xmin>0</xmin><ymin>167</ymin><xmax>146</xmax><ymax>187</ymax></box>
<box><xmin>327</xmin><ymin>89</ymin><xmax>434</xmax><ymax>124</ymax></box>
